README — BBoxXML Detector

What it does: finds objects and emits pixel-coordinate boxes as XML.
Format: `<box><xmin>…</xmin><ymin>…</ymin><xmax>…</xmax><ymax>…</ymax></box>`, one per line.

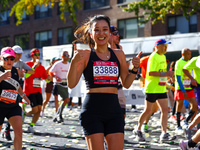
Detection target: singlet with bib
<box><xmin>145</xmin><ymin>52</ymin><xmax>167</xmax><ymax>93</ymax></box>
<box><xmin>83</xmin><ymin>48</ymin><xmax>120</xmax><ymax>89</ymax></box>
<box><xmin>175</xmin><ymin>58</ymin><xmax>192</xmax><ymax>90</ymax></box>
<box><xmin>0</xmin><ymin>66</ymin><xmax>20</xmax><ymax>108</ymax></box>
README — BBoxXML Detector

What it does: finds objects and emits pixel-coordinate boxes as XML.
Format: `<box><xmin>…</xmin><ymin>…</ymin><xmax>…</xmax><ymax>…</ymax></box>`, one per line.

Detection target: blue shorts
<box><xmin>79</xmin><ymin>93</ymin><xmax>125</xmax><ymax>136</ymax></box>
<box><xmin>0</xmin><ymin>105</ymin><xmax>22</xmax><ymax>125</ymax></box>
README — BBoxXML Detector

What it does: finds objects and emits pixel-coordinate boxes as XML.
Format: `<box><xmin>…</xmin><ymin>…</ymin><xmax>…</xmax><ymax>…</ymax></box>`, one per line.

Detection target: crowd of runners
<box><xmin>0</xmin><ymin>14</ymin><xmax>200</xmax><ymax>150</ymax></box>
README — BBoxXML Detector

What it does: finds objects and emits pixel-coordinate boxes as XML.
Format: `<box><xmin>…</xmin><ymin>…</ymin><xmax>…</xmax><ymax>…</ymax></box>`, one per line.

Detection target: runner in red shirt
<box><xmin>23</xmin><ymin>48</ymin><xmax>48</xmax><ymax>133</ymax></box>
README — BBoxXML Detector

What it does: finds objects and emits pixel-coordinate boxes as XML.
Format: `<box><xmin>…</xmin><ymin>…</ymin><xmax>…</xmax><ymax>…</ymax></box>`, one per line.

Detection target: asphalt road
<box><xmin>0</xmin><ymin>105</ymin><xmax>190</xmax><ymax>150</ymax></box>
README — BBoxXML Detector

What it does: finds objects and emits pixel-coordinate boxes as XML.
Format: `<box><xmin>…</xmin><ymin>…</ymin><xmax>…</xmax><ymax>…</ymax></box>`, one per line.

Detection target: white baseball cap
<box><xmin>12</xmin><ymin>45</ymin><xmax>23</xmax><ymax>53</ymax></box>
<box><xmin>196</xmin><ymin>56</ymin><xmax>200</xmax><ymax>68</ymax></box>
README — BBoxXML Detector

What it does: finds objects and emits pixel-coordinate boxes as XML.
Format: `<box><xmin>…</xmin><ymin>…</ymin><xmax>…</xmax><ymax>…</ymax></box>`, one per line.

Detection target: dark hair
<box><xmin>62</xmin><ymin>51</ymin><xmax>68</xmax><ymax>56</ymax></box>
<box><xmin>74</xmin><ymin>15</ymin><xmax>111</xmax><ymax>48</ymax></box>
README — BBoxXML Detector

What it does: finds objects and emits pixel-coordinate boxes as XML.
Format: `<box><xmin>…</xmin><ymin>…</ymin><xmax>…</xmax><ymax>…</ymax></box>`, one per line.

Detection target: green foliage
<box><xmin>122</xmin><ymin>0</ymin><xmax>200</xmax><ymax>24</ymax></box>
<box><xmin>9</xmin><ymin>0</ymin><xmax>82</xmax><ymax>25</ymax></box>
<box><xmin>0</xmin><ymin>0</ymin><xmax>15</xmax><ymax>12</ymax></box>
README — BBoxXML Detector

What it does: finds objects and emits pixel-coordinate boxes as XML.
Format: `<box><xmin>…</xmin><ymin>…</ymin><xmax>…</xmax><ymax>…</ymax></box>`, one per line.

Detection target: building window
<box><xmin>15</xmin><ymin>11</ymin><xmax>29</xmax><ymax>23</ymax></box>
<box><xmin>84</xmin><ymin>0</ymin><xmax>109</xmax><ymax>10</ymax></box>
<box><xmin>118</xmin><ymin>18</ymin><xmax>144</xmax><ymax>39</ymax></box>
<box><xmin>15</xmin><ymin>34</ymin><xmax>29</xmax><ymax>49</ymax></box>
<box><xmin>35</xmin><ymin>31</ymin><xmax>52</xmax><ymax>48</ymax></box>
<box><xmin>168</xmin><ymin>14</ymin><xmax>197</xmax><ymax>34</ymax></box>
<box><xmin>35</xmin><ymin>4</ymin><xmax>52</xmax><ymax>19</ymax></box>
<box><xmin>118</xmin><ymin>0</ymin><xmax>135</xmax><ymax>4</ymax></box>
<box><xmin>0</xmin><ymin>10</ymin><xmax>10</xmax><ymax>26</ymax></box>
<box><xmin>58</xmin><ymin>28</ymin><xmax>73</xmax><ymax>45</ymax></box>
<box><xmin>0</xmin><ymin>37</ymin><xmax>10</xmax><ymax>50</ymax></box>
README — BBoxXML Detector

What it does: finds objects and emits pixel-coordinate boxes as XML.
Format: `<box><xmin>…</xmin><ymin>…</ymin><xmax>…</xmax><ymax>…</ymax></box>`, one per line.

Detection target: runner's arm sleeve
<box><xmin>177</xmin><ymin>75</ymin><xmax>186</xmax><ymax>93</ymax></box>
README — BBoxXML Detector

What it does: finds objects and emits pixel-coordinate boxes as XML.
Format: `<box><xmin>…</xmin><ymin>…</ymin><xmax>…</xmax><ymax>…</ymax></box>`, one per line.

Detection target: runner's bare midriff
<box><xmin>87</xmin><ymin>87</ymin><xmax>118</xmax><ymax>94</ymax></box>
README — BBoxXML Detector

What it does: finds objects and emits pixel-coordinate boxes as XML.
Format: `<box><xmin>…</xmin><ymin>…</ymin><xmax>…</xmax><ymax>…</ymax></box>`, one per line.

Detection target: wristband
<box><xmin>160</xmin><ymin>72</ymin><xmax>166</xmax><ymax>77</ymax></box>
<box><xmin>46</xmin><ymin>79</ymin><xmax>51</xmax><ymax>83</ymax></box>
<box><xmin>21</xmin><ymin>93</ymin><xmax>26</xmax><ymax>98</ymax></box>
<box><xmin>129</xmin><ymin>69</ymin><xmax>138</xmax><ymax>74</ymax></box>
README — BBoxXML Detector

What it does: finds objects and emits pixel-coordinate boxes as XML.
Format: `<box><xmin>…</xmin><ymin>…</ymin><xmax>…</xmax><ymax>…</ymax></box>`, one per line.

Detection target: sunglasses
<box><xmin>112</xmin><ymin>32</ymin><xmax>119</xmax><ymax>36</ymax></box>
<box><xmin>34</xmin><ymin>53</ymin><xmax>40</xmax><ymax>56</ymax></box>
<box><xmin>63</xmin><ymin>54</ymin><xmax>69</xmax><ymax>57</ymax></box>
<box><xmin>3</xmin><ymin>57</ymin><xmax>15</xmax><ymax>61</ymax></box>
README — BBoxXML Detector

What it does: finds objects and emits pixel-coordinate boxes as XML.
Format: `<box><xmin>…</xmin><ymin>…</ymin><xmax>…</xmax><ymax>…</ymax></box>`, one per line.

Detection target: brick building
<box><xmin>0</xmin><ymin>0</ymin><xmax>200</xmax><ymax>60</ymax></box>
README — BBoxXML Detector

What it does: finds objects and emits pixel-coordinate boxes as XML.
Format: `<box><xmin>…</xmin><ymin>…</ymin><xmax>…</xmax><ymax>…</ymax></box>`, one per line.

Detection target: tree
<box><xmin>9</xmin><ymin>0</ymin><xmax>82</xmax><ymax>25</ymax></box>
<box><xmin>121</xmin><ymin>0</ymin><xmax>200</xmax><ymax>24</ymax></box>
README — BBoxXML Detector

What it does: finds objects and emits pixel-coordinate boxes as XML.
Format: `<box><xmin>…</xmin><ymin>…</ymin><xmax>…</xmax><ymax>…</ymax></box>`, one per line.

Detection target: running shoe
<box><xmin>183</xmin><ymin>121</ymin><xmax>189</xmax><ymax>129</ymax></box>
<box><xmin>179</xmin><ymin>140</ymin><xmax>197</xmax><ymax>150</ymax></box>
<box><xmin>180</xmin><ymin>115</ymin><xmax>185</xmax><ymax>120</ymax></box>
<box><xmin>28</xmin><ymin>126</ymin><xmax>35</xmax><ymax>134</ymax></box>
<box><xmin>160</xmin><ymin>132</ymin><xmax>176</xmax><ymax>142</ymax></box>
<box><xmin>170</xmin><ymin>115</ymin><xmax>177</xmax><ymax>122</ymax></box>
<box><xmin>176</xmin><ymin>126</ymin><xmax>184</xmax><ymax>134</ymax></box>
<box><xmin>133</xmin><ymin>130</ymin><xmax>146</xmax><ymax>142</ymax></box>
<box><xmin>57</xmin><ymin>115</ymin><xmax>64</xmax><ymax>123</ymax></box>
<box><xmin>53</xmin><ymin>117</ymin><xmax>57</xmax><ymax>122</ymax></box>
<box><xmin>1</xmin><ymin>129</ymin><xmax>12</xmax><ymax>141</ymax></box>
<box><xmin>184</xmin><ymin>127</ymin><xmax>192</xmax><ymax>140</ymax></box>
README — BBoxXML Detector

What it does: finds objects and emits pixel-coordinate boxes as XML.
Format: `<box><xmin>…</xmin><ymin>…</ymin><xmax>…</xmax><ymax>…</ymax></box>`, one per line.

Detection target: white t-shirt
<box><xmin>49</xmin><ymin>60</ymin><xmax>70</xmax><ymax>84</ymax></box>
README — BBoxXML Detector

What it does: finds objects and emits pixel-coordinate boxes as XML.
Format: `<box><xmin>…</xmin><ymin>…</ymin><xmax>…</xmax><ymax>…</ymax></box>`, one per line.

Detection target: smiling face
<box><xmin>90</xmin><ymin>20</ymin><xmax>110</xmax><ymax>46</ymax></box>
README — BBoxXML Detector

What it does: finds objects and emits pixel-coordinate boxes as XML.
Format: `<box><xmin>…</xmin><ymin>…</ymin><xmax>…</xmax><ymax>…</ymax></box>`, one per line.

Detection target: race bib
<box><xmin>183</xmin><ymin>78</ymin><xmax>191</xmax><ymax>87</ymax></box>
<box><xmin>33</xmin><ymin>78</ymin><xmax>41</xmax><ymax>87</ymax></box>
<box><xmin>93</xmin><ymin>61</ymin><xmax>119</xmax><ymax>84</ymax></box>
<box><xmin>159</xmin><ymin>77</ymin><xmax>167</xmax><ymax>86</ymax></box>
<box><xmin>0</xmin><ymin>89</ymin><xmax>18</xmax><ymax>104</ymax></box>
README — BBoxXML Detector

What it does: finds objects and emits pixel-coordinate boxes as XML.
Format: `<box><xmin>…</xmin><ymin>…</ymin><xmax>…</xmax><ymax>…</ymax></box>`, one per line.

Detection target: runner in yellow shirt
<box><xmin>134</xmin><ymin>39</ymin><xmax>174</xmax><ymax>142</ymax></box>
<box><xmin>179</xmin><ymin>56</ymin><xmax>200</xmax><ymax>149</ymax></box>
<box><xmin>181</xmin><ymin>55</ymin><xmax>200</xmax><ymax>140</ymax></box>
<box><xmin>174</xmin><ymin>48</ymin><xmax>197</xmax><ymax>134</ymax></box>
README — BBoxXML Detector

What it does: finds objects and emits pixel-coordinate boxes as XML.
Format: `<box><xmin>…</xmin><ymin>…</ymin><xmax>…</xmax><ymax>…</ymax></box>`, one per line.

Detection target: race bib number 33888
<box><xmin>93</xmin><ymin>61</ymin><xmax>119</xmax><ymax>84</ymax></box>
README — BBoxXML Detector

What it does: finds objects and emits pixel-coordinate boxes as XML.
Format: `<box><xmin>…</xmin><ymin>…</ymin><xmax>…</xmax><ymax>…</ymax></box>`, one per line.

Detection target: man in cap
<box><xmin>1</xmin><ymin>45</ymin><xmax>34</xmax><ymax>141</ymax></box>
<box><xmin>179</xmin><ymin>56</ymin><xmax>200</xmax><ymax>149</ymax></box>
<box><xmin>109</xmin><ymin>25</ymin><xmax>122</xmax><ymax>50</ymax></box>
<box><xmin>23</xmin><ymin>48</ymin><xmax>48</xmax><ymax>133</ymax></box>
<box><xmin>134</xmin><ymin>39</ymin><xmax>174</xmax><ymax>142</ymax></box>
<box><xmin>12</xmin><ymin>45</ymin><xmax>34</xmax><ymax>78</ymax></box>
<box><xmin>41</xmin><ymin>56</ymin><xmax>60</xmax><ymax>117</ymax></box>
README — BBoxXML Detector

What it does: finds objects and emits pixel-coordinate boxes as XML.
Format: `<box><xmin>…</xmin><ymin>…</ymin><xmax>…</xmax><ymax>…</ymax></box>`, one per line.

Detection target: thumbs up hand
<box><xmin>132</xmin><ymin>51</ymin><xmax>142</xmax><ymax>69</ymax></box>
